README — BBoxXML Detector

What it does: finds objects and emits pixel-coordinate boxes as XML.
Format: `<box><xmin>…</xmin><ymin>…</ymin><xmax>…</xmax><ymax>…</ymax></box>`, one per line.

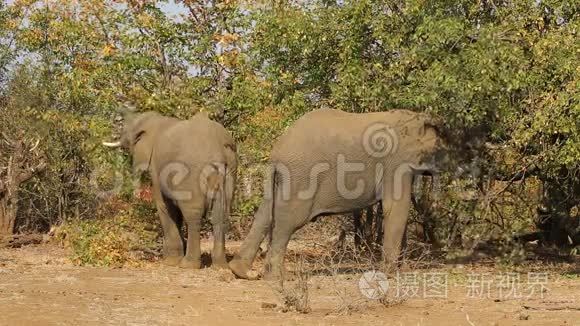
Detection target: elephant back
<box><xmin>152</xmin><ymin>115</ymin><xmax>236</xmax><ymax>177</ymax></box>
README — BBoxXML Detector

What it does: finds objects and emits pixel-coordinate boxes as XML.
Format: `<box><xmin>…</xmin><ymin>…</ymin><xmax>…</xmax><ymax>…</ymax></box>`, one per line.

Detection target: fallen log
<box><xmin>0</xmin><ymin>234</ymin><xmax>45</xmax><ymax>248</ymax></box>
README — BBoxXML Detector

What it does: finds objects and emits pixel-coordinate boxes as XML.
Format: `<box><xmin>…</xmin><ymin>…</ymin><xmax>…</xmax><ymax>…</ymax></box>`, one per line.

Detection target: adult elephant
<box><xmin>229</xmin><ymin>108</ymin><xmax>445</xmax><ymax>280</ymax></box>
<box><xmin>103</xmin><ymin>110</ymin><xmax>237</xmax><ymax>269</ymax></box>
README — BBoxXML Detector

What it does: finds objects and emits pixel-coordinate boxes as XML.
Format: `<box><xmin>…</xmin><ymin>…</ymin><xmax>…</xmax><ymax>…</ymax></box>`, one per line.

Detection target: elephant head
<box><xmin>103</xmin><ymin>111</ymin><xmax>168</xmax><ymax>173</ymax></box>
<box><xmin>402</xmin><ymin>115</ymin><xmax>449</xmax><ymax>173</ymax></box>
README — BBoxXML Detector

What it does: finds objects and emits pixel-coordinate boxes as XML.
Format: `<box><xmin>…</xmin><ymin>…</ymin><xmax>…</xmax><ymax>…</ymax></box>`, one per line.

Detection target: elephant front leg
<box><xmin>180</xmin><ymin>206</ymin><xmax>203</xmax><ymax>269</ymax></box>
<box><xmin>381</xmin><ymin>170</ymin><xmax>413</xmax><ymax>271</ymax></box>
<box><xmin>155</xmin><ymin>193</ymin><xmax>184</xmax><ymax>266</ymax></box>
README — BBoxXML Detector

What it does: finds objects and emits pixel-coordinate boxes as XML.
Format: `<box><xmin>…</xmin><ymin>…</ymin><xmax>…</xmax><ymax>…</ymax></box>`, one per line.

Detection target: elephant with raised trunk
<box><xmin>104</xmin><ymin>110</ymin><xmax>237</xmax><ymax>269</ymax></box>
<box><xmin>229</xmin><ymin>108</ymin><xmax>445</xmax><ymax>280</ymax></box>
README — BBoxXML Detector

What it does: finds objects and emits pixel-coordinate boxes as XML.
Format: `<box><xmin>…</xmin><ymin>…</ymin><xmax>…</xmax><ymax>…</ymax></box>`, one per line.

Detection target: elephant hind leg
<box><xmin>229</xmin><ymin>200</ymin><xmax>272</xmax><ymax>279</ymax></box>
<box><xmin>207</xmin><ymin>174</ymin><xmax>230</xmax><ymax>269</ymax></box>
<box><xmin>155</xmin><ymin>190</ymin><xmax>184</xmax><ymax>265</ymax></box>
<box><xmin>263</xmin><ymin>203</ymin><xmax>312</xmax><ymax>283</ymax></box>
<box><xmin>178</xmin><ymin>203</ymin><xmax>205</xmax><ymax>269</ymax></box>
<box><xmin>264</xmin><ymin>222</ymin><xmax>294</xmax><ymax>282</ymax></box>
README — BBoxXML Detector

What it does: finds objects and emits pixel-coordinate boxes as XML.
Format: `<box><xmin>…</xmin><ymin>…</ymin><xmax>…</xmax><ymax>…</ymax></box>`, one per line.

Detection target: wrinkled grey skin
<box><xmin>230</xmin><ymin>109</ymin><xmax>443</xmax><ymax>280</ymax></box>
<box><xmin>108</xmin><ymin>111</ymin><xmax>237</xmax><ymax>269</ymax></box>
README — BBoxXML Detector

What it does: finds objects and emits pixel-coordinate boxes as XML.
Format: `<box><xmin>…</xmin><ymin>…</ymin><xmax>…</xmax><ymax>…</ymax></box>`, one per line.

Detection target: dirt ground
<box><xmin>0</xmin><ymin>241</ymin><xmax>579</xmax><ymax>326</ymax></box>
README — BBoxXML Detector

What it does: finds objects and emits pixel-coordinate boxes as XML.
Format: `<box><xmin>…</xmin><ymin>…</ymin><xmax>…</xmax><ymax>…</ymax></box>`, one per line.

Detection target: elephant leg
<box><xmin>263</xmin><ymin>204</ymin><xmax>309</xmax><ymax>283</ymax></box>
<box><xmin>375</xmin><ymin>201</ymin><xmax>384</xmax><ymax>245</ymax></box>
<box><xmin>382</xmin><ymin>170</ymin><xmax>413</xmax><ymax>270</ymax></box>
<box><xmin>155</xmin><ymin>190</ymin><xmax>184</xmax><ymax>266</ymax></box>
<box><xmin>353</xmin><ymin>209</ymin><xmax>363</xmax><ymax>250</ymax></box>
<box><xmin>364</xmin><ymin>206</ymin><xmax>374</xmax><ymax>247</ymax></box>
<box><xmin>210</xmin><ymin>182</ymin><xmax>229</xmax><ymax>269</ymax></box>
<box><xmin>179</xmin><ymin>205</ymin><xmax>204</xmax><ymax>269</ymax></box>
<box><xmin>229</xmin><ymin>201</ymin><xmax>271</xmax><ymax>279</ymax></box>
<box><xmin>211</xmin><ymin>222</ymin><xmax>227</xmax><ymax>269</ymax></box>
<box><xmin>263</xmin><ymin>221</ymin><xmax>295</xmax><ymax>283</ymax></box>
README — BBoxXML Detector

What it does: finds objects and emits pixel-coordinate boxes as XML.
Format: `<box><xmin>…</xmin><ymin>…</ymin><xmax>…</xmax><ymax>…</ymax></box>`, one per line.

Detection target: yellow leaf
<box><xmin>102</xmin><ymin>44</ymin><xmax>116</xmax><ymax>57</ymax></box>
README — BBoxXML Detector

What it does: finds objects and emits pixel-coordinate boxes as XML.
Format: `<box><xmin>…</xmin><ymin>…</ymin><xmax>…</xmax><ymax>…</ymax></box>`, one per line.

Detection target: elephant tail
<box><xmin>267</xmin><ymin>164</ymin><xmax>279</xmax><ymax>243</ymax></box>
<box><xmin>206</xmin><ymin>163</ymin><xmax>230</xmax><ymax>232</ymax></box>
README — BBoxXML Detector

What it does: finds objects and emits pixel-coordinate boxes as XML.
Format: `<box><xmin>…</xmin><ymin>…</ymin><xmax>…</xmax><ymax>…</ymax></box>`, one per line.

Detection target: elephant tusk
<box><xmin>102</xmin><ymin>141</ymin><xmax>122</xmax><ymax>148</ymax></box>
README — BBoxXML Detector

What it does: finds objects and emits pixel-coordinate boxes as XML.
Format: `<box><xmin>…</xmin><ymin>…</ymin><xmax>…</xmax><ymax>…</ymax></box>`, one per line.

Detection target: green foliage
<box><xmin>58</xmin><ymin>199</ymin><xmax>159</xmax><ymax>267</ymax></box>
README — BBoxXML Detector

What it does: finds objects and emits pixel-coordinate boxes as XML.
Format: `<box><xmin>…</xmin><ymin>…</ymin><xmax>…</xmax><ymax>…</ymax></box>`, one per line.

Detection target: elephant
<box><xmin>103</xmin><ymin>110</ymin><xmax>237</xmax><ymax>269</ymax></box>
<box><xmin>229</xmin><ymin>108</ymin><xmax>445</xmax><ymax>280</ymax></box>
<box><xmin>255</xmin><ymin>203</ymin><xmax>383</xmax><ymax>257</ymax></box>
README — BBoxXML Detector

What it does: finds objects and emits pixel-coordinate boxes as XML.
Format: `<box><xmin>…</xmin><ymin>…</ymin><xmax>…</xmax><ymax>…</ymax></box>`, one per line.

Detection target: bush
<box><xmin>57</xmin><ymin>198</ymin><xmax>159</xmax><ymax>267</ymax></box>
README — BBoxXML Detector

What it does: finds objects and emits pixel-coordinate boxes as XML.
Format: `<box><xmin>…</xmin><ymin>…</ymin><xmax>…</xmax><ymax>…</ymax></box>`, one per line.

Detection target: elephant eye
<box><xmin>134</xmin><ymin>130</ymin><xmax>146</xmax><ymax>145</ymax></box>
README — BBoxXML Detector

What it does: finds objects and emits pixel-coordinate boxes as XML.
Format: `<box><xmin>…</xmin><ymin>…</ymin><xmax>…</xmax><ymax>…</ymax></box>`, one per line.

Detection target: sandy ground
<box><xmin>0</xmin><ymin>242</ymin><xmax>579</xmax><ymax>326</ymax></box>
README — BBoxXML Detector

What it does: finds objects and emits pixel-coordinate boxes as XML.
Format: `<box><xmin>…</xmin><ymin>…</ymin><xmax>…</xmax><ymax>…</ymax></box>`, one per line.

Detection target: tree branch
<box><xmin>17</xmin><ymin>162</ymin><xmax>46</xmax><ymax>184</ymax></box>
<box><xmin>492</xmin><ymin>164</ymin><xmax>540</xmax><ymax>182</ymax></box>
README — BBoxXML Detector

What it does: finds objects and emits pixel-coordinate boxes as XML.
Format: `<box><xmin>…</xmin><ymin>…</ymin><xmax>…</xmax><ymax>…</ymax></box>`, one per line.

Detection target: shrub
<box><xmin>57</xmin><ymin>198</ymin><xmax>159</xmax><ymax>267</ymax></box>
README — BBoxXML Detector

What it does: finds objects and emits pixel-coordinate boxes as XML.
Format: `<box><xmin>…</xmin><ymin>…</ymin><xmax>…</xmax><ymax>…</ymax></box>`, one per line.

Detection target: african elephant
<box><xmin>103</xmin><ymin>110</ymin><xmax>237</xmax><ymax>269</ymax></box>
<box><xmin>229</xmin><ymin>108</ymin><xmax>444</xmax><ymax>280</ymax></box>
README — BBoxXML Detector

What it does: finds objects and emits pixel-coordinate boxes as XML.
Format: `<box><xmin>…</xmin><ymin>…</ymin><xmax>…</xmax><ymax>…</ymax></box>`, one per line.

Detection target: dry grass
<box><xmin>274</xmin><ymin>215</ymin><xmax>445</xmax><ymax>314</ymax></box>
<box><xmin>275</xmin><ymin>253</ymin><xmax>311</xmax><ymax>313</ymax></box>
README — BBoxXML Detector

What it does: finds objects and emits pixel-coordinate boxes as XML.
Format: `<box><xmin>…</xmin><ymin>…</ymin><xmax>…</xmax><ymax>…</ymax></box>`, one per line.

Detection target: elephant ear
<box><xmin>419</xmin><ymin>118</ymin><xmax>441</xmax><ymax>139</ymax></box>
<box><xmin>128</xmin><ymin>113</ymin><xmax>153</xmax><ymax>146</ymax></box>
<box><xmin>416</xmin><ymin>117</ymin><xmax>446</xmax><ymax>155</ymax></box>
<box><xmin>129</xmin><ymin>111</ymin><xmax>167</xmax><ymax>148</ymax></box>
<box><xmin>124</xmin><ymin>112</ymin><xmax>162</xmax><ymax>173</ymax></box>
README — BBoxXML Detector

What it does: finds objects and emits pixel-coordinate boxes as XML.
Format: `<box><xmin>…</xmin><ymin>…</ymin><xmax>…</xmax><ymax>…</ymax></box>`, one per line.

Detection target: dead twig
<box><xmin>523</xmin><ymin>305</ymin><xmax>580</xmax><ymax>311</ymax></box>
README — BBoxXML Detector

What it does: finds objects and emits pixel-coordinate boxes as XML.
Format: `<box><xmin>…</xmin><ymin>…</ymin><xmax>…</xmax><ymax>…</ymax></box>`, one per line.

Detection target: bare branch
<box><xmin>29</xmin><ymin>139</ymin><xmax>40</xmax><ymax>152</ymax></box>
<box><xmin>17</xmin><ymin>162</ymin><xmax>46</xmax><ymax>184</ymax></box>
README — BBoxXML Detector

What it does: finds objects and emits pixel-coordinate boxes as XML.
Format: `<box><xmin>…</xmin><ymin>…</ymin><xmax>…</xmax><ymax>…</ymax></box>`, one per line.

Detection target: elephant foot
<box><xmin>211</xmin><ymin>257</ymin><xmax>229</xmax><ymax>270</ymax></box>
<box><xmin>261</xmin><ymin>270</ymin><xmax>278</xmax><ymax>281</ymax></box>
<box><xmin>161</xmin><ymin>256</ymin><xmax>183</xmax><ymax>266</ymax></box>
<box><xmin>179</xmin><ymin>257</ymin><xmax>201</xmax><ymax>269</ymax></box>
<box><xmin>262</xmin><ymin>263</ymin><xmax>285</xmax><ymax>283</ymax></box>
<box><xmin>229</xmin><ymin>257</ymin><xmax>253</xmax><ymax>279</ymax></box>
<box><xmin>262</xmin><ymin>269</ymin><xmax>285</xmax><ymax>287</ymax></box>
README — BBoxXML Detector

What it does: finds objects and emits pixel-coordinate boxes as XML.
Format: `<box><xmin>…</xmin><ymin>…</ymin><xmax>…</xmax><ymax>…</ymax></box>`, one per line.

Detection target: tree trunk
<box><xmin>0</xmin><ymin>180</ymin><xmax>20</xmax><ymax>236</ymax></box>
<box><xmin>0</xmin><ymin>173</ymin><xmax>22</xmax><ymax>236</ymax></box>
<box><xmin>0</xmin><ymin>137</ymin><xmax>45</xmax><ymax>237</ymax></box>
<box><xmin>0</xmin><ymin>198</ymin><xmax>16</xmax><ymax>235</ymax></box>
